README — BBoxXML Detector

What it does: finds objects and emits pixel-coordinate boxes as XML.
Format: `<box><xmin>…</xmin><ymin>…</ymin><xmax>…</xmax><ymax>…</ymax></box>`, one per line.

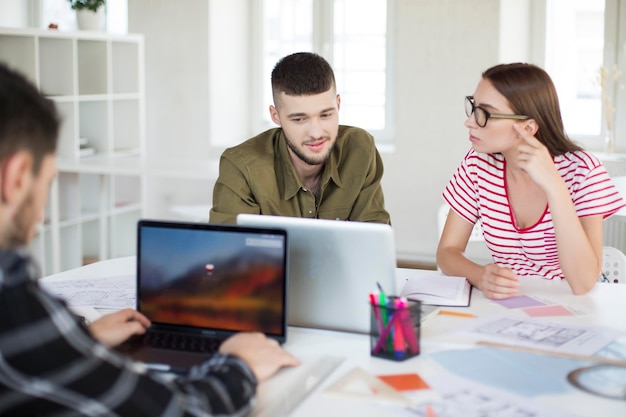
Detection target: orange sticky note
<box><xmin>377</xmin><ymin>373</ymin><xmax>430</xmax><ymax>391</ymax></box>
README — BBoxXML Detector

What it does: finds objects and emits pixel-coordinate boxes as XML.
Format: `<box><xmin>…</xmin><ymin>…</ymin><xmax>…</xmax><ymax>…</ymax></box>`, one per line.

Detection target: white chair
<box><xmin>437</xmin><ymin>204</ymin><xmax>483</xmax><ymax>241</ymax></box>
<box><xmin>436</xmin><ymin>205</ymin><xmax>490</xmax><ymax>271</ymax></box>
<box><xmin>602</xmin><ymin>175</ymin><xmax>626</xmax><ymax>262</ymax></box>
<box><xmin>599</xmin><ymin>246</ymin><xmax>626</xmax><ymax>284</ymax></box>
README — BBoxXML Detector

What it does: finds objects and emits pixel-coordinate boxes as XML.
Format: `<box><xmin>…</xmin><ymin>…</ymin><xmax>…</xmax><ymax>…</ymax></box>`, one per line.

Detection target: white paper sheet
<box><xmin>458</xmin><ymin>315</ymin><xmax>625</xmax><ymax>356</ymax></box>
<box><xmin>40</xmin><ymin>274</ymin><xmax>135</xmax><ymax>310</ymax></box>
<box><xmin>402</xmin><ymin>373</ymin><xmax>583</xmax><ymax>417</ymax></box>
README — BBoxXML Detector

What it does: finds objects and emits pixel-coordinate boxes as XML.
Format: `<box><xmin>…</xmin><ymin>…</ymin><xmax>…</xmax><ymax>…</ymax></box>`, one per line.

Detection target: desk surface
<box><xmin>42</xmin><ymin>257</ymin><xmax>626</xmax><ymax>417</ymax></box>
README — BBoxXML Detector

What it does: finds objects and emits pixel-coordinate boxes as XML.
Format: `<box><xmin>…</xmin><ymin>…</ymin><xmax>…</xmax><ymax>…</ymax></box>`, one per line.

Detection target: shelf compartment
<box><xmin>112</xmin><ymin>99</ymin><xmax>141</xmax><ymax>153</ymax></box>
<box><xmin>77</xmin><ymin>39</ymin><xmax>108</xmax><ymax>95</ymax></box>
<box><xmin>60</xmin><ymin>225</ymin><xmax>82</xmax><ymax>272</ymax></box>
<box><xmin>58</xmin><ymin>172</ymin><xmax>81</xmax><ymax>223</ymax></box>
<box><xmin>80</xmin><ymin>173</ymin><xmax>106</xmax><ymax>218</ymax></box>
<box><xmin>55</xmin><ymin>101</ymin><xmax>77</xmax><ymax>161</ymax></box>
<box><xmin>78</xmin><ymin>101</ymin><xmax>109</xmax><ymax>158</ymax></box>
<box><xmin>112</xmin><ymin>41</ymin><xmax>140</xmax><ymax>94</ymax></box>
<box><xmin>0</xmin><ymin>35</ymin><xmax>36</xmax><ymax>84</ymax></box>
<box><xmin>39</xmin><ymin>37</ymin><xmax>74</xmax><ymax>96</ymax></box>
<box><xmin>81</xmin><ymin>219</ymin><xmax>102</xmax><ymax>265</ymax></box>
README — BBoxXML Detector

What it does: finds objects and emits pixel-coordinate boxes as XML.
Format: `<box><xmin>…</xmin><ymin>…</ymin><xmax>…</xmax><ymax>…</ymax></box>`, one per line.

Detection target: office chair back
<box><xmin>600</xmin><ymin>246</ymin><xmax>626</xmax><ymax>284</ymax></box>
<box><xmin>437</xmin><ymin>204</ymin><xmax>483</xmax><ymax>242</ymax></box>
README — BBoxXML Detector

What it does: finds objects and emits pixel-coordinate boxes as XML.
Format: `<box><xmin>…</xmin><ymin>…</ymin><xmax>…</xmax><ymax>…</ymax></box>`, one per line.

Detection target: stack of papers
<box><xmin>398</xmin><ymin>269</ymin><xmax>471</xmax><ymax>307</ymax></box>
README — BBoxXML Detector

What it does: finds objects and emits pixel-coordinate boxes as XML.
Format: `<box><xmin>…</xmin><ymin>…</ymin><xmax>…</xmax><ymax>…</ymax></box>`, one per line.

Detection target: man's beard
<box><xmin>6</xmin><ymin>191</ymin><xmax>36</xmax><ymax>248</ymax></box>
<box><xmin>285</xmin><ymin>137</ymin><xmax>335</xmax><ymax>166</ymax></box>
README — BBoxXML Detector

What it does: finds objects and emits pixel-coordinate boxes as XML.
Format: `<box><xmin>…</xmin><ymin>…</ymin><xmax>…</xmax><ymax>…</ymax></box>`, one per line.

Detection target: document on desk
<box><xmin>347</xmin><ymin>370</ymin><xmax>580</xmax><ymax>417</ymax></box>
<box><xmin>40</xmin><ymin>274</ymin><xmax>136</xmax><ymax>310</ymax></box>
<box><xmin>399</xmin><ymin>373</ymin><xmax>581</xmax><ymax>417</ymax></box>
<box><xmin>398</xmin><ymin>269</ymin><xmax>471</xmax><ymax>306</ymax></box>
<box><xmin>459</xmin><ymin>315</ymin><xmax>625</xmax><ymax>357</ymax></box>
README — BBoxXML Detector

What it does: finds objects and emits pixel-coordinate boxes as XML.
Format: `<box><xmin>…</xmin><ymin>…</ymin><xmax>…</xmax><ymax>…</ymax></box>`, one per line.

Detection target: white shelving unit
<box><xmin>0</xmin><ymin>27</ymin><xmax>145</xmax><ymax>276</ymax></box>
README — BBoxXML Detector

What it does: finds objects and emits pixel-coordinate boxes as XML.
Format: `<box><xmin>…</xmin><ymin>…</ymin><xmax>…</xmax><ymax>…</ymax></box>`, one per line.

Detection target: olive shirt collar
<box><xmin>275</xmin><ymin>129</ymin><xmax>343</xmax><ymax>201</ymax></box>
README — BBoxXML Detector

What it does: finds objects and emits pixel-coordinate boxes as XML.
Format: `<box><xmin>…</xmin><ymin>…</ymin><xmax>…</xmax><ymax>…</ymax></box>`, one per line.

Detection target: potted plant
<box><xmin>68</xmin><ymin>0</ymin><xmax>106</xmax><ymax>31</ymax></box>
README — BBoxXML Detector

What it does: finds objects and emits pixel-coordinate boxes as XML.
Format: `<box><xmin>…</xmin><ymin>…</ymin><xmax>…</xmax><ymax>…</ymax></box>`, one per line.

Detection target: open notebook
<box><xmin>398</xmin><ymin>269</ymin><xmax>471</xmax><ymax>307</ymax></box>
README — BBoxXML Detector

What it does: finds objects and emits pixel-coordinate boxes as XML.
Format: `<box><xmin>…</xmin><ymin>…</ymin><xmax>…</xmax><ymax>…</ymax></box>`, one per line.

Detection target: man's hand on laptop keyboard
<box><xmin>89</xmin><ymin>308</ymin><xmax>151</xmax><ymax>348</ymax></box>
<box><xmin>219</xmin><ymin>332</ymin><xmax>300</xmax><ymax>382</ymax></box>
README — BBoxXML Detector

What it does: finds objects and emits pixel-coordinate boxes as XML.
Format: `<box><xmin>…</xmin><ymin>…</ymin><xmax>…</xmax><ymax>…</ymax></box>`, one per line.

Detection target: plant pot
<box><xmin>76</xmin><ymin>8</ymin><xmax>105</xmax><ymax>31</ymax></box>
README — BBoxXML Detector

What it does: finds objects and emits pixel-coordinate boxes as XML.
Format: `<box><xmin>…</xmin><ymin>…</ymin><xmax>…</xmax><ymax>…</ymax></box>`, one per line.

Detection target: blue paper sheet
<box><xmin>430</xmin><ymin>346</ymin><xmax>588</xmax><ymax>397</ymax></box>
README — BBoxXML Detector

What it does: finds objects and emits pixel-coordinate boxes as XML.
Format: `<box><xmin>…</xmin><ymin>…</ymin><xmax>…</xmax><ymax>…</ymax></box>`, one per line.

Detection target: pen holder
<box><xmin>370</xmin><ymin>297</ymin><xmax>421</xmax><ymax>361</ymax></box>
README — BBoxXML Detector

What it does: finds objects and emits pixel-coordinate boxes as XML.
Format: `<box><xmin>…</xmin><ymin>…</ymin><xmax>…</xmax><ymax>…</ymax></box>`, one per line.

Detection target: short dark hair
<box><xmin>483</xmin><ymin>63</ymin><xmax>582</xmax><ymax>156</ymax></box>
<box><xmin>271</xmin><ymin>52</ymin><xmax>336</xmax><ymax>105</ymax></box>
<box><xmin>0</xmin><ymin>64</ymin><xmax>59</xmax><ymax>175</ymax></box>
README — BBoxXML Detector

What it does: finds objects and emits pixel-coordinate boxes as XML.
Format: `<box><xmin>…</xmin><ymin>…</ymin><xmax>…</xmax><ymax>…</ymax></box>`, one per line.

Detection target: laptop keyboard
<box><xmin>144</xmin><ymin>331</ymin><xmax>225</xmax><ymax>354</ymax></box>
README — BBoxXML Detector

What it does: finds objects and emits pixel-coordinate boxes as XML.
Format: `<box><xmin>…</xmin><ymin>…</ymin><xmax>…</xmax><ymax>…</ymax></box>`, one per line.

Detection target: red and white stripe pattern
<box><xmin>443</xmin><ymin>149</ymin><xmax>626</xmax><ymax>280</ymax></box>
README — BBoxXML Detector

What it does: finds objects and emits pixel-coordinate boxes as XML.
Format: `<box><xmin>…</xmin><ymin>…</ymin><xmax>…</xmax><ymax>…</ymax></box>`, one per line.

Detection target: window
<box><xmin>544</xmin><ymin>0</ymin><xmax>605</xmax><ymax>138</ymax></box>
<box><xmin>541</xmin><ymin>0</ymin><xmax>625</xmax><ymax>151</ymax></box>
<box><xmin>255</xmin><ymin>0</ymin><xmax>394</xmax><ymax>142</ymax></box>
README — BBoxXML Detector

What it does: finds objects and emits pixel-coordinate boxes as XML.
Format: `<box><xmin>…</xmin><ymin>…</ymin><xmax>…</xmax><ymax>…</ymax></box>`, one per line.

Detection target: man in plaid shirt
<box><xmin>0</xmin><ymin>63</ymin><xmax>299</xmax><ymax>416</ymax></box>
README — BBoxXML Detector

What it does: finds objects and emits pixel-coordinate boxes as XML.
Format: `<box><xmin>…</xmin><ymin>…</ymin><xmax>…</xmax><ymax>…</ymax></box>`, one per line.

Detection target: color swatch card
<box><xmin>491</xmin><ymin>295</ymin><xmax>580</xmax><ymax>318</ymax></box>
<box><xmin>377</xmin><ymin>373</ymin><xmax>440</xmax><ymax>405</ymax></box>
<box><xmin>523</xmin><ymin>305</ymin><xmax>576</xmax><ymax>317</ymax></box>
<box><xmin>492</xmin><ymin>295</ymin><xmax>545</xmax><ymax>309</ymax></box>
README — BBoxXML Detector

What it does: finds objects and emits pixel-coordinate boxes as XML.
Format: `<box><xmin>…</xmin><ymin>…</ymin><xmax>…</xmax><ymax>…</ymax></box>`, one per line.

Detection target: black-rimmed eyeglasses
<box><xmin>465</xmin><ymin>96</ymin><xmax>530</xmax><ymax>127</ymax></box>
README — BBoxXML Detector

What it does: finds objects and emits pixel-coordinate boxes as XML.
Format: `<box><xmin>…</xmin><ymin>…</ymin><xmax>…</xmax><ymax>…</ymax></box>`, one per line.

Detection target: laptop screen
<box><xmin>137</xmin><ymin>220</ymin><xmax>288</xmax><ymax>340</ymax></box>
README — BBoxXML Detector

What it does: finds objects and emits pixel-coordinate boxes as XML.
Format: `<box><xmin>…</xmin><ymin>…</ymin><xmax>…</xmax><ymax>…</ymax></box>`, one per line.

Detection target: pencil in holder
<box><xmin>370</xmin><ymin>296</ymin><xmax>421</xmax><ymax>361</ymax></box>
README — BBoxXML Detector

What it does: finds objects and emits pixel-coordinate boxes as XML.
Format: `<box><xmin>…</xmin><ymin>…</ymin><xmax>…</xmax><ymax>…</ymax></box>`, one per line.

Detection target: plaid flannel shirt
<box><xmin>0</xmin><ymin>250</ymin><xmax>257</xmax><ymax>417</ymax></box>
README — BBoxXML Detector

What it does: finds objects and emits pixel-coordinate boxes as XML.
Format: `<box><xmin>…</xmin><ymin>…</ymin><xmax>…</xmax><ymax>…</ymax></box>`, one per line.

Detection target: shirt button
<box><xmin>302</xmin><ymin>187</ymin><xmax>308</xmax><ymax>192</ymax></box>
<box><xmin>308</xmin><ymin>210</ymin><xmax>313</xmax><ymax>214</ymax></box>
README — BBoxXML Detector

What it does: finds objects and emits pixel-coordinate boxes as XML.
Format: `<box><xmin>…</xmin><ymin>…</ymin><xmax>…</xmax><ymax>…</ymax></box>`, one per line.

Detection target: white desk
<box><xmin>42</xmin><ymin>257</ymin><xmax>626</xmax><ymax>417</ymax></box>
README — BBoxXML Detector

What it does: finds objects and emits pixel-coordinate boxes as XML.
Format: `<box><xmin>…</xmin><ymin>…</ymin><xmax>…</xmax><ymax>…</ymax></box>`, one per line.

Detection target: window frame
<box><xmin>532</xmin><ymin>0</ymin><xmax>626</xmax><ymax>153</ymax></box>
<box><xmin>250</xmin><ymin>0</ymin><xmax>396</xmax><ymax>145</ymax></box>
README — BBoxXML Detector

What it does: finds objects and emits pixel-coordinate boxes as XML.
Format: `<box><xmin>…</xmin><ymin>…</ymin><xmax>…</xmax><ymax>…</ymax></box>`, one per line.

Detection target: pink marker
<box><xmin>398</xmin><ymin>298</ymin><xmax>419</xmax><ymax>355</ymax></box>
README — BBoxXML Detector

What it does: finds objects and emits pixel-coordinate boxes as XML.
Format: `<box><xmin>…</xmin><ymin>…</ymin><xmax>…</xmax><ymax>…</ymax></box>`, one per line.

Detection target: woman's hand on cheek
<box><xmin>513</xmin><ymin>123</ymin><xmax>558</xmax><ymax>189</ymax></box>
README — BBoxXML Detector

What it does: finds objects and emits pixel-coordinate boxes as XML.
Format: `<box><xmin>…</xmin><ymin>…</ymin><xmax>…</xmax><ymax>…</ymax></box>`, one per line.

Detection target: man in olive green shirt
<box><xmin>209</xmin><ymin>52</ymin><xmax>390</xmax><ymax>225</ymax></box>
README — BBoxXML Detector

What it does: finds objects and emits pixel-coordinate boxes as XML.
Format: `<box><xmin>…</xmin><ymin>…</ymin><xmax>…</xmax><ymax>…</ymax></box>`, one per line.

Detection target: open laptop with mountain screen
<box><xmin>117</xmin><ymin>220</ymin><xmax>288</xmax><ymax>372</ymax></box>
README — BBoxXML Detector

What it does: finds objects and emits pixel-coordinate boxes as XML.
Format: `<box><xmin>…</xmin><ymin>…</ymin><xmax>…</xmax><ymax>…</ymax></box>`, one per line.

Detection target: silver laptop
<box><xmin>236</xmin><ymin>214</ymin><xmax>397</xmax><ymax>334</ymax></box>
<box><xmin>117</xmin><ymin>219</ymin><xmax>288</xmax><ymax>372</ymax></box>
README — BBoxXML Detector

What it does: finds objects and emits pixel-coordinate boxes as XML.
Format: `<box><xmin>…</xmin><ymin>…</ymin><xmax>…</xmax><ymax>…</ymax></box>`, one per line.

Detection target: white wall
<box><xmin>128</xmin><ymin>0</ymin><xmax>210</xmax><ymax>162</ymax></box>
<box><xmin>0</xmin><ymin>0</ymin><xmax>31</xmax><ymax>27</ymax></box>
<box><xmin>383</xmin><ymin>0</ymin><xmax>499</xmax><ymax>262</ymax></box>
<box><xmin>128</xmin><ymin>0</ymin><xmax>215</xmax><ymax>218</ymax></box>
<box><xmin>207</xmin><ymin>0</ymin><xmax>251</xmax><ymax>148</ymax></box>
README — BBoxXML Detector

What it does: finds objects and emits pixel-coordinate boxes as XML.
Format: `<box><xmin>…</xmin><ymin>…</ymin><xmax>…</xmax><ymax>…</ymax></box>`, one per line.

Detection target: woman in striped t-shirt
<box><xmin>437</xmin><ymin>63</ymin><xmax>625</xmax><ymax>300</ymax></box>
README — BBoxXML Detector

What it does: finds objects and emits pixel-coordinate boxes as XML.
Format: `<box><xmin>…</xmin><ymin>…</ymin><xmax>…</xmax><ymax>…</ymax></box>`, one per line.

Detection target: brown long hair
<box><xmin>483</xmin><ymin>63</ymin><xmax>582</xmax><ymax>156</ymax></box>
